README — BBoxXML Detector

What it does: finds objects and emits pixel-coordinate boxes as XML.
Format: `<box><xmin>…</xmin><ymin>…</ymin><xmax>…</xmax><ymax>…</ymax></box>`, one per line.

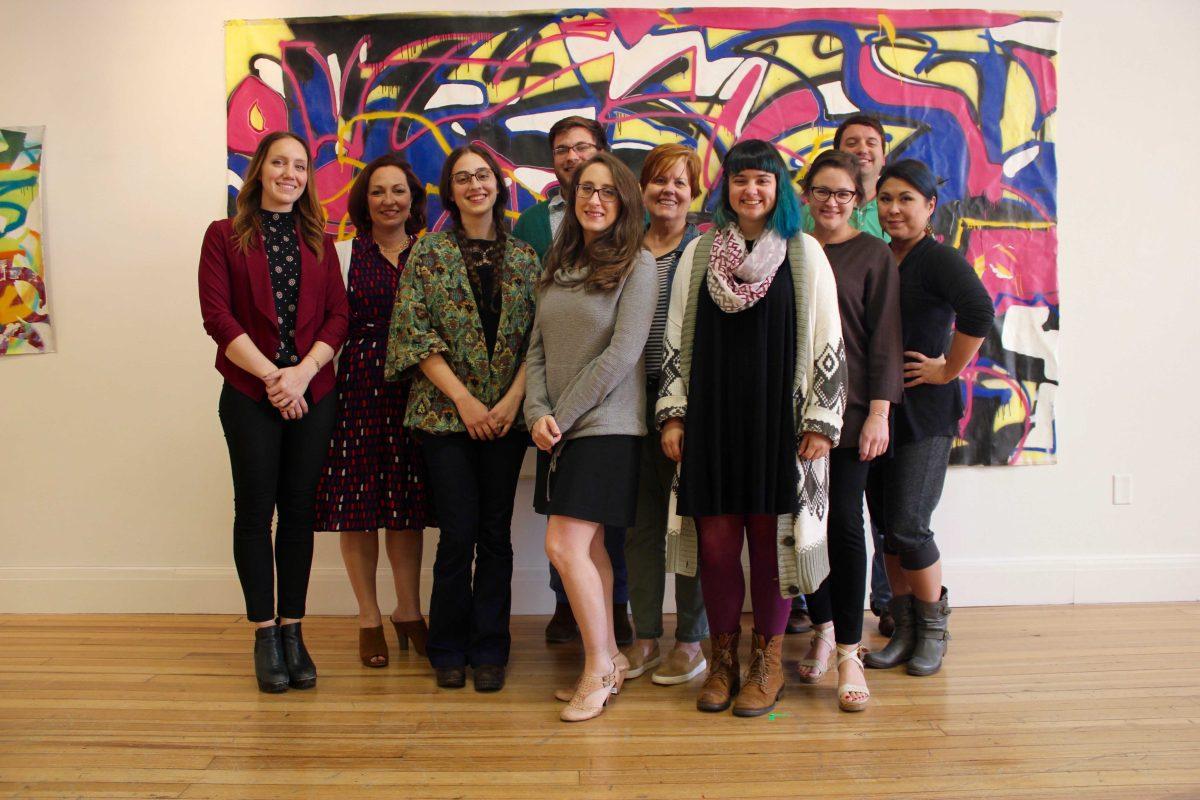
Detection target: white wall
<box><xmin>1</xmin><ymin>0</ymin><xmax>1197</xmax><ymax>614</ymax></box>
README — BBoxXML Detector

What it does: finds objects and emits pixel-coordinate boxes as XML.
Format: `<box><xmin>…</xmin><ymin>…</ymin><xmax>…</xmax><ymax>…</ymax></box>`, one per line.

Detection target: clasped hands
<box><xmin>660</xmin><ymin>418</ymin><xmax>833</xmax><ymax>463</ymax></box>
<box><xmin>458</xmin><ymin>392</ymin><xmax>521</xmax><ymax>441</ymax></box>
<box><xmin>263</xmin><ymin>360</ymin><xmax>317</xmax><ymax>420</ymax></box>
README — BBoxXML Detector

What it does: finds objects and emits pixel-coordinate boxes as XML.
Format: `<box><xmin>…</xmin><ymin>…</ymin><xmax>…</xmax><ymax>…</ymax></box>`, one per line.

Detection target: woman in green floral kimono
<box><xmin>385</xmin><ymin>144</ymin><xmax>540</xmax><ymax>694</ymax></box>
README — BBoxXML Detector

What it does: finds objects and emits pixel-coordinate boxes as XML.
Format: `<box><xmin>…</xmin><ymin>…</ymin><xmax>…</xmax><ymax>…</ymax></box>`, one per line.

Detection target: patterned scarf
<box><xmin>705</xmin><ymin>225</ymin><xmax>788</xmax><ymax>313</ymax></box>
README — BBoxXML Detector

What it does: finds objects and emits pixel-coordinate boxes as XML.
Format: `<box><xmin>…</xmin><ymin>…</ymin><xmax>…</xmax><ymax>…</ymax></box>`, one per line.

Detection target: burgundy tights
<box><xmin>696</xmin><ymin>514</ymin><xmax>791</xmax><ymax>636</ymax></box>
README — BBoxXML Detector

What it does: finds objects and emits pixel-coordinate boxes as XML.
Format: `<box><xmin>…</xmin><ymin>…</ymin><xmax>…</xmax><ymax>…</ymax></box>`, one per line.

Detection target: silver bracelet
<box><xmin>870</xmin><ymin>410</ymin><xmax>889</xmax><ymax>420</ymax></box>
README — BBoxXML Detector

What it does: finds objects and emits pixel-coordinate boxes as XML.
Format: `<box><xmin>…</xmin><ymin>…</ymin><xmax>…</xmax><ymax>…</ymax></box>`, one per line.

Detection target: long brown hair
<box><xmin>232</xmin><ymin>131</ymin><xmax>325</xmax><ymax>258</ymax></box>
<box><xmin>542</xmin><ymin>152</ymin><xmax>645</xmax><ymax>291</ymax></box>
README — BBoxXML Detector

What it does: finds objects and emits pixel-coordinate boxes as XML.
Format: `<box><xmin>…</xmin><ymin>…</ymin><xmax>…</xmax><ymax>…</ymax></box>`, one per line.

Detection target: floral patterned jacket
<box><xmin>385</xmin><ymin>231</ymin><xmax>541</xmax><ymax>434</ymax></box>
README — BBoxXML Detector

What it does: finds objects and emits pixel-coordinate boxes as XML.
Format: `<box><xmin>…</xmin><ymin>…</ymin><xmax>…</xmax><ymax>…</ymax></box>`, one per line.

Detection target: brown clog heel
<box><xmin>359</xmin><ymin>625</ymin><xmax>388</xmax><ymax>668</ymax></box>
<box><xmin>392</xmin><ymin>617</ymin><xmax>429</xmax><ymax>656</ymax></box>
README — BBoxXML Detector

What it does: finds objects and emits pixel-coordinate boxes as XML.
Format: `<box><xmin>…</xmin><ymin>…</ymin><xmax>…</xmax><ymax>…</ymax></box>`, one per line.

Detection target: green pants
<box><xmin>625</xmin><ymin>397</ymin><xmax>709</xmax><ymax>642</ymax></box>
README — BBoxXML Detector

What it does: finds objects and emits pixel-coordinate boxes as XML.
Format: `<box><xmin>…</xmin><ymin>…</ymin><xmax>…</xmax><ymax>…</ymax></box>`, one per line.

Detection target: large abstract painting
<box><xmin>1</xmin><ymin>125</ymin><xmax>52</xmax><ymax>356</ymax></box>
<box><xmin>225</xmin><ymin>9</ymin><xmax>1059</xmax><ymax>465</ymax></box>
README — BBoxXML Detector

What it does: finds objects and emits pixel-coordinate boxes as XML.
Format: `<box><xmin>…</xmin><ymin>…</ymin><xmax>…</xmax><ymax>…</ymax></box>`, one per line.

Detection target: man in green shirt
<box><xmin>512</xmin><ymin>116</ymin><xmax>608</xmax><ymax>259</ymax></box>
<box><xmin>800</xmin><ymin>114</ymin><xmax>889</xmax><ymax>242</ymax></box>
<box><xmin>512</xmin><ymin>117</ymin><xmax>634</xmax><ymax>646</ymax></box>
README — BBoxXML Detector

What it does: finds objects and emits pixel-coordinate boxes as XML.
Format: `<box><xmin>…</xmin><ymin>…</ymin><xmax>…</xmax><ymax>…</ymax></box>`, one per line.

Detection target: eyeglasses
<box><xmin>808</xmin><ymin>186</ymin><xmax>857</xmax><ymax>205</ymax></box>
<box><xmin>577</xmin><ymin>183</ymin><xmax>618</xmax><ymax>204</ymax></box>
<box><xmin>451</xmin><ymin>168</ymin><xmax>494</xmax><ymax>186</ymax></box>
<box><xmin>552</xmin><ymin>142</ymin><xmax>598</xmax><ymax>158</ymax></box>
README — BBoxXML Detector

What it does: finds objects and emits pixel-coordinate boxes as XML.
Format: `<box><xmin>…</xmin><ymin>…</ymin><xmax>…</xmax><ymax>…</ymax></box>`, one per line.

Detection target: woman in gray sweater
<box><xmin>524</xmin><ymin>152</ymin><xmax>656</xmax><ymax>722</ymax></box>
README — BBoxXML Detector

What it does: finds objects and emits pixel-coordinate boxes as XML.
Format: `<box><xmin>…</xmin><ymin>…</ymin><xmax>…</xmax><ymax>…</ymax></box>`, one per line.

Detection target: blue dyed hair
<box><xmin>712</xmin><ymin>139</ymin><xmax>801</xmax><ymax>239</ymax></box>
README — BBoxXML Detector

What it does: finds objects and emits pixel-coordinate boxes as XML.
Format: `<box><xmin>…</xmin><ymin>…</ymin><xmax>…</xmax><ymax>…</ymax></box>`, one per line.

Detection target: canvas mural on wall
<box><xmin>225</xmin><ymin>9</ymin><xmax>1059</xmax><ymax>466</ymax></box>
<box><xmin>0</xmin><ymin>125</ymin><xmax>53</xmax><ymax>356</ymax></box>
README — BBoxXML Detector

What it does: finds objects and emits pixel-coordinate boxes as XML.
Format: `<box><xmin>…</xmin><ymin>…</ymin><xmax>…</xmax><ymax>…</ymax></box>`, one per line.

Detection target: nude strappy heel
<box><xmin>560</xmin><ymin>665</ymin><xmax>618</xmax><ymax>722</ymax></box>
<box><xmin>836</xmin><ymin>644</ymin><xmax>871</xmax><ymax>712</ymax></box>
<box><xmin>797</xmin><ymin>625</ymin><xmax>835</xmax><ymax>684</ymax></box>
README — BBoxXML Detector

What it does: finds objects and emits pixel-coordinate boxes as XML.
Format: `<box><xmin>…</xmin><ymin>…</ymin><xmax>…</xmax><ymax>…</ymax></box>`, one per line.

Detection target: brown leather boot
<box><xmin>732</xmin><ymin>632</ymin><xmax>785</xmax><ymax>717</ymax></box>
<box><xmin>696</xmin><ymin>629</ymin><xmax>740</xmax><ymax>712</ymax></box>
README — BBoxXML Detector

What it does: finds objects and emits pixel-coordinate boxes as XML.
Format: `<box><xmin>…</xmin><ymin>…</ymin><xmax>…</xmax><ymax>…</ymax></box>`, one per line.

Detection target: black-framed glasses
<box><xmin>808</xmin><ymin>186</ymin><xmax>857</xmax><ymax>205</ymax></box>
<box><xmin>451</xmin><ymin>168</ymin><xmax>494</xmax><ymax>186</ymax></box>
<box><xmin>552</xmin><ymin>142</ymin><xmax>598</xmax><ymax>158</ymax></box>
<box><xmin>577</xmin><ymin>183</ymin><xmax>618</xmax><ymax>204</ymax></box>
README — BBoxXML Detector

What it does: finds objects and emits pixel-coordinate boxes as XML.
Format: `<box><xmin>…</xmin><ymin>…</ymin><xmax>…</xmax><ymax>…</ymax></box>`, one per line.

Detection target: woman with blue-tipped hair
<box><xmin>656</xmin><ymin>139</ymin><xmax>847</xmax><ymax>718</ymax></box>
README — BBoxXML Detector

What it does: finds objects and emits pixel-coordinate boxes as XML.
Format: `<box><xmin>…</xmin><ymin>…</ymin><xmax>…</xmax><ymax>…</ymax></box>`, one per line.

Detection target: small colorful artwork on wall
<box><xmin>1</xmin><ymin>125</ymin><xmax>53</xmax><ymax>356</ymax></box>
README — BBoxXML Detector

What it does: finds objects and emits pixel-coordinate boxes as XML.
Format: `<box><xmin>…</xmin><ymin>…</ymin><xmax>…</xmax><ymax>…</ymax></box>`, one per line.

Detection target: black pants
<box><xmin>419</xmin><ymin>430</ymin><xmax>528</xmax><ymax>668</ymax></box>
<box><xmin>805</xmin><ymin>447</ymin><xmax>870</xmax><ymax>644</ymax></box>
<box><xmin>866</xmin><ymin>435</ymin><xmax>952</xmax><ymax>571</ymax></box>
<box><xmin>218</xmin><ymin>383</ymin><xmax>337</xmax><ymax>623</ymax></box>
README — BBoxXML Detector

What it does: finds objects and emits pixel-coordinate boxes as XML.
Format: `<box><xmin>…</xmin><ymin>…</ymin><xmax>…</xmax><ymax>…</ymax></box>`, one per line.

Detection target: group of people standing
<box><xmin>198</xmin><ymin>112</ymin><xmax>994</xmax><ymax>722</ymax></box>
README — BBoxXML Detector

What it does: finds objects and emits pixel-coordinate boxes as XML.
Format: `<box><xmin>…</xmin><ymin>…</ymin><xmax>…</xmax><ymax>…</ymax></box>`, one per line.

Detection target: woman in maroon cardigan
<box><xmin>198</xmin><ymin>131</ymin><xmax>348</xmax><ymax>693</ymax></box>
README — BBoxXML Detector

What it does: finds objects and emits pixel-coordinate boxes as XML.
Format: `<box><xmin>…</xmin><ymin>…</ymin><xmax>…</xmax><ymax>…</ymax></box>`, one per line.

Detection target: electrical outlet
<box><xmin>1112</xmin><ymin>474</ymin><xmax>1133</xmax><ymax>505</ymax></box>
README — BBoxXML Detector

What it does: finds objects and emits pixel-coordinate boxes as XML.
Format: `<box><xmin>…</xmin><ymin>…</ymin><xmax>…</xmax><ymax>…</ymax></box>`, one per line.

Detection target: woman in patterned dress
<box><xmin>315</xmin><ymin>155</ymin><xmax>436</xmax><ymax>668</ymax></box>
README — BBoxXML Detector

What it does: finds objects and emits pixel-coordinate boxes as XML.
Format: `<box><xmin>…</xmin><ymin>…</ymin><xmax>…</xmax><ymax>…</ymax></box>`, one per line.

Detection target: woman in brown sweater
<box><xmin>796</xmin><ymin>149</ymin><xmax>902</xmax><ymax>711</ymax></box>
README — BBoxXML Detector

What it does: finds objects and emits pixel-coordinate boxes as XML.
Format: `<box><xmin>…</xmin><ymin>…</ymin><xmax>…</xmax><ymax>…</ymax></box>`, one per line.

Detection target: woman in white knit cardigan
<box><xmin>656</xmin><ymin>139</ymin><xmax>846</xmax><ymax>718</ymax></box>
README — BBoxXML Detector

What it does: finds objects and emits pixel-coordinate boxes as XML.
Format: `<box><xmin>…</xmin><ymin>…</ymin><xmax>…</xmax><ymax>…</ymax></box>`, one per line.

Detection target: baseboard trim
<box><xmin>1</xmin><ymin>555</ymin><xmax>1196</xmax><ymax>614</ymax></box>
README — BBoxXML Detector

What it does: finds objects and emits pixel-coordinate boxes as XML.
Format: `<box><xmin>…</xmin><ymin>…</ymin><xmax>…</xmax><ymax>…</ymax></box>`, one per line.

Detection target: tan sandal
<box><xmin>797</xmin><ymin>625</ymin><xmax>835</xmax><ymax>684</ymax></box>
<box><xmin>554</xmin><ymin>652</ymin><xmax>628</xmax><ymax>701</ymax></box>
<box><xmin>358</xmin><ymin>625</ymin><xmax>388</xmax><ymax>668</ymax></box>
<box><xmin>836</xmin><ymin>644</ymin><xmax>870</xmax><ymax>712</ymax></box>
<box><xmin>560</xmin><ymin>666</ymin><xmax>617</xmax><ymax>722</ymax></box>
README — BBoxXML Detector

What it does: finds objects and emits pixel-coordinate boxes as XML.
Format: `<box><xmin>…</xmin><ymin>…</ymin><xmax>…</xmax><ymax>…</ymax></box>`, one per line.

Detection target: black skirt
<box><xmin>534</xmin><ymin>435</ymin><xmax>641</xmax><ymax>527</ymax></box>
<box><xmin>677</xmin><ymin>261</ymin><xmax>798</xmax><ymax>517</ymax></box>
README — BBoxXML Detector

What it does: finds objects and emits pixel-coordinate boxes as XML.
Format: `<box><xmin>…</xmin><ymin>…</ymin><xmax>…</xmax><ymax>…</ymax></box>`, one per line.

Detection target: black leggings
<box><xmin>804</xmin><ymin>447</ymin><xmax>870</xmax><ymax>644</ymax></box>
<box><xmin>218</xmin><ymin>383</ymin><xmax>336</xmax><ymax>623</ymax></box>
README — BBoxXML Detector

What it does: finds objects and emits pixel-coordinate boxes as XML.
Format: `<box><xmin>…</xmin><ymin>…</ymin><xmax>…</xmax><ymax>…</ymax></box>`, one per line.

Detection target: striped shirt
<box><xmin>643</xmin><ymin>250</ymin><xmax>675</xmax><ymax>380</ymax></box>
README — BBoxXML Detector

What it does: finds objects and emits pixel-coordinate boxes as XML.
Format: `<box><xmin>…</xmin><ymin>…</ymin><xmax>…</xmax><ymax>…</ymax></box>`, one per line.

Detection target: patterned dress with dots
<box><xmin>315</xmin><ymin>232</ymin><xmax>436</xmax><ymax>532</ymax></box>
<box><xmin>260</xmin><ymin>209</ymin><xmax>302</xmax><ymax>365</ymax></box>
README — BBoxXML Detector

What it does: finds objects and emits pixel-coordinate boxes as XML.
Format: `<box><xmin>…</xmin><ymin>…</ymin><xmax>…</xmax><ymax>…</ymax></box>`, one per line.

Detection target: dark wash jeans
<box><xmin>218</xmin><ymin>383</ymin><xmax>336</xmax><ymax>623</ymax></box>
<box><xmin>419</xmin><ymin>430</ymin><xmax>528</xmax><ymax>668</ymax></box>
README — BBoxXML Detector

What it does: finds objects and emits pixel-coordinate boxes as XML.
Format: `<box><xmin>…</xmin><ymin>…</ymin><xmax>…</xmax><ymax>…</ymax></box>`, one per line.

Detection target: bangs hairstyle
<box><xmin>542</xmin><ymin>152</ymin><xmax>645</xmax><ymax>292</ymax></box>
<box><xmin>712</xmin><ymin>139</ymin><xmax>801</xmax><ymax>239</ymax></box>
<box><xmin>877</xmin><ymin>159</ymin><xmax>939</xmax><ymax>201</ymax></box>
<box><xmin>639</xmin><ymin>143</ymin><xmax>701</xmax><ymax>196</ymax></box>
<box><xmin>233</xmin><ymin>131</ymin><xmax>326</xmax><ymax>258</ymax></box>
<box><xmin>801</xmin><ymin>149</ymin><xmax>865</xmax><ymax>200</ymax></box>
<box><xmin>833</xmin><ymin>114</ymin><xmax>887</xmax><ymax>152</ymax></box>
<box><xmin>439</xmin><ymin>144</ymin><xmax>509</xmax><ymax>235</ymax></box>
<box><xmin>346</xmin><ymin>154</ymin><xmax>426</xmax><ymax>237</ymax></box>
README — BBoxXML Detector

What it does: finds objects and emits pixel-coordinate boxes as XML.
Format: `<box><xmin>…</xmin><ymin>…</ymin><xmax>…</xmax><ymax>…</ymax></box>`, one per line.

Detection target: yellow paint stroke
<box><xmin>225</xmin><ymin>18</ymin><xmax>293</xmax><ymax>95</ymax></box>
<box><xmin>249</xmin><ymin>102</ymin><xmax>265</xmax><ymax>133</ymax></box>
<box><xmin>0</xmin><ymin>281</ymin><xmax>40</xmax><ymax>325</ymax></box>
<box><xmin>878</xmin><ymin>13</ymin><xmax>898</xmax><ymax>68</ymax></box>
<box><xmin>950</xmin><ymin>217</ymin><xmax>1055</xmax><ymax>250</ymax></box>
<box><xmin>657</xmin><ymin>10</ymin><xmax>679</xmax><ymax>27</ymax></box>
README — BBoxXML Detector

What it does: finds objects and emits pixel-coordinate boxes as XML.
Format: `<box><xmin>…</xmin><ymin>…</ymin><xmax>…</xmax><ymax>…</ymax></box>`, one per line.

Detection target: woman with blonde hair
<box><xmin>198</xmin><ymin>131</ymin><xmax>348</xmax><ymax>693</ymax></box>
<box><xmin>622</xmin><ymin>143</ymin><xmax>709</xmax><ymax>686</ymax></box>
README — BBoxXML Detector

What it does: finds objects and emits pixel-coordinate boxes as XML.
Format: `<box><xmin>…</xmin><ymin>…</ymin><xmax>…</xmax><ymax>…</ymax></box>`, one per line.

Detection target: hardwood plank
<box><xmin>0</xmin><ymin>606</ymin><xmax>1196</xmax><ymax>800</ymax></box>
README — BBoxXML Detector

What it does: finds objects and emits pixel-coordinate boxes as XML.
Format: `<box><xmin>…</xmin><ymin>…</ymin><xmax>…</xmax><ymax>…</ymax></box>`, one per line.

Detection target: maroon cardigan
<box><xmin>198</xmin><ymin>217</ymin><xmax>348</xmax><ymax>402</ymax></box>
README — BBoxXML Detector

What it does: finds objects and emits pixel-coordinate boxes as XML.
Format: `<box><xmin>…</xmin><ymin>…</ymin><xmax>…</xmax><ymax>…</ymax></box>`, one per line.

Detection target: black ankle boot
<box><xmin>864</xmin><ymin>595</ymin><xmax>916</xmax><ymax>669</ymax></box>
<box><xmin>279</xmin><ymin>621</ymin><xmax>317</xmax><ymax>689</ymax></box>
<box><xmin>254</xmin><ymin>626</ymin><xmax>289</xmax><ymax>693</ymax></box>
<box><xmin>907</xmin><ymin>587</ymin><xmax>951</xmax><ymax>676</ymax></box>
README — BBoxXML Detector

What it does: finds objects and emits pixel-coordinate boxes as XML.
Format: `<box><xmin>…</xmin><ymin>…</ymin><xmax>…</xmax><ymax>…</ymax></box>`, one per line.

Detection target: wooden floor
<box><xmin>1</xmin><ymin>605</ymin><xmax>1198</xmax><ymax>799</ymax></box>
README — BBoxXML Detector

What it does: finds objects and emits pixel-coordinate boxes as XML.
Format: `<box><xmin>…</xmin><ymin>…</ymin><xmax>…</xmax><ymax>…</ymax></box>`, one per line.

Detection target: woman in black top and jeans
<box><xmin>863</xmin><ymin>160</ymin><xmax>993</xmax><ymax>677</ymax></box>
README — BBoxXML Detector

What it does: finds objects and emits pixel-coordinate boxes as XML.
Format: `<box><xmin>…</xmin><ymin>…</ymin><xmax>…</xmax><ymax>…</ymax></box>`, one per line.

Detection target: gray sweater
<box><xmin>523</xmin><ymin>249</ymin><xmax>657</xmax><ymax>439</ymax></box>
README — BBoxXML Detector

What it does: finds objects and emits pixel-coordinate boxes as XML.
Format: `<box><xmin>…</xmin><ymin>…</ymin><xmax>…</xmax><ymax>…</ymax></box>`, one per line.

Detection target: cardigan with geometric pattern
<box><xmin>655</xmin><ymin>228</ymin><xmax>848</xmax><ymax>597</ymax></box>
